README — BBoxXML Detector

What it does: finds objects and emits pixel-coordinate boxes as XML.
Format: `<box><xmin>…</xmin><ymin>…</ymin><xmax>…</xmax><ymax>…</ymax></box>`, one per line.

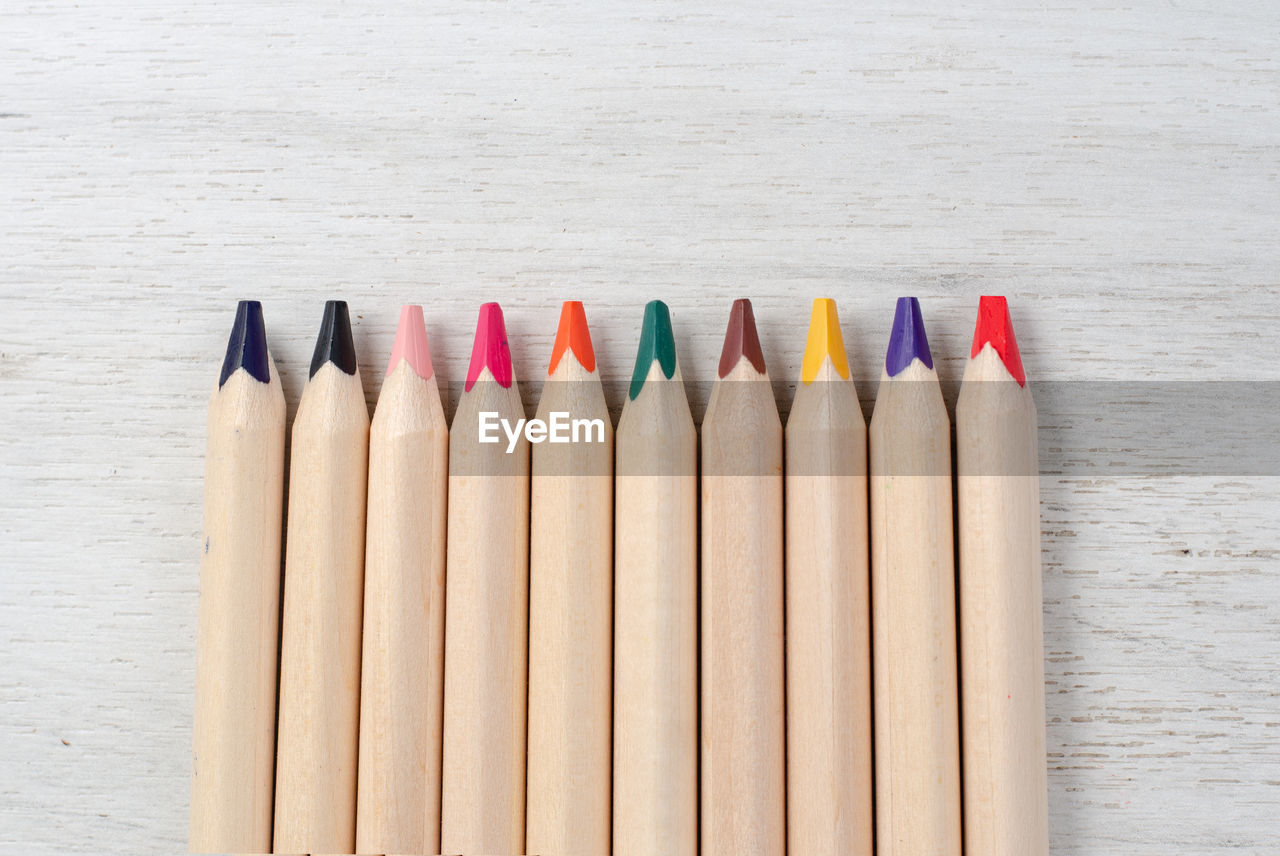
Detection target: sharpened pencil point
<box><xmin>885</xmin><ymin>297</ymin><xmax>933</xmax><ymax>377</ymax></box>
<box><xmin>971</xmin><ymin>295</ymin><xmax>1026</xmax><ymax>387</ymax></box>
<box><xmin>628</xmin><ymin>300</ymin><xmax>678</xmax><ymax>400</ymax></box>
<box><xmin>219</xmin><ymin>300</ymin><xmax>270</xmax><ymax>387</ymax></box>
<box><xmin>548</xmin><ymin>300</ymin><xmax>596</xmax><ymax>374</ymax></box>
<box><xmin>386</xmin><ymin>305</ymin><xmax>434</xmax><ymax>380</ymax></box>
<box><xmin>309</xmin><ymin>300</ymin><xmax>357</xmax><ymax>379</ymax></box>
<box><xmin>717</xmin><ymin>298</ymin><xmax>767</xmax><ymax>379</ymax></box>
<box><xmin>800</xmin><ymin>298</ymin><xmax>850</xmax><ymax>384</ymax></box>
<box><xmin>465</xmin><ymin>302</ymin><xmax>514</xmax><ymax>392</ymax></box>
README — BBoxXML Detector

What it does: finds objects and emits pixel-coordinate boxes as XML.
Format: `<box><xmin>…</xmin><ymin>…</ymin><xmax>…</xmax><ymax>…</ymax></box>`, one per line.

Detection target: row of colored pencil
<box><xmin>190</xmin><ymin>295</ymin><xmax>1047</xmax><ymax>856</ymax></box>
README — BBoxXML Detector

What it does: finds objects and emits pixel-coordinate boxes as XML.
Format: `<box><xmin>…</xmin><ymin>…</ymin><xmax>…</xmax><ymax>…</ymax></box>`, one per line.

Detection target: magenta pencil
<box><xmin>441</xmin><ymin>303</ymin><xmax>530</xmax><ymax>856</ymax></box>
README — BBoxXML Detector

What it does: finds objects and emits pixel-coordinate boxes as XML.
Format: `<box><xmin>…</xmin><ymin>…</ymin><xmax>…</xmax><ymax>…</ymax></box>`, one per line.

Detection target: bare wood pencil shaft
<box><xmin>869</xmin><ymin>361</ymin><xmax>962</xmax><ymax>856</ymax></box>
<box><xmin>190</xmin><ymin>366</ymin><xmax>285</xmax><ymax>854</ymax></box>
<box><xmin>958</xmin><ymin>348</ymin><xmax>1049</xmax><ymax>856</ymax></box>
<box><xmin>356</xmin><ymin>363</ymin><xmax>448</xmax><ymax>855</ymax></box>
<box><xmin>527</xmin><ymin>359</ymin><xmax>614</xmax><ymax>856</ymax></box>
<box><xmin>785</xmin><ymin>361</ymin><xmax>872</xmax><ymax>856</ymax></box>
<box><xmin>273</xmin><ymin>363</ymin><xmax>370</xmax><ymax>854</ymax></box>
<box><xmin>613</xmin><ymin>363</ymin><xmax>698</xmax><ymax>856</ymax></box>
<box><xmin>700</xmin><ymin>361</ymin><xmax>785</xmax><ymax>856</ymax></box>
<box><xmin>441</xmin><ymin>373</ymin><xmax>530</xmax><ymax>856</ymax></box>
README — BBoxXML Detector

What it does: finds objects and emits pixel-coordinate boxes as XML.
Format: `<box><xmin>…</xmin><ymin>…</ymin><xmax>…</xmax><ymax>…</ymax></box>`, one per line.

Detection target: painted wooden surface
<box><xmin>1</xmin><ymin>1</ymin><xmax>1278</xmax><ymax>852</ymax></box>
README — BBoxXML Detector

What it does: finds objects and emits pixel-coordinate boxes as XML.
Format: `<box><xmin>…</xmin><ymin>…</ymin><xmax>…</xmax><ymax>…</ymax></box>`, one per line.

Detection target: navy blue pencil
<box><xmin>191</xmin><ymin>301</ymin><xmax>285</xmax><ymax>853</ymax></box>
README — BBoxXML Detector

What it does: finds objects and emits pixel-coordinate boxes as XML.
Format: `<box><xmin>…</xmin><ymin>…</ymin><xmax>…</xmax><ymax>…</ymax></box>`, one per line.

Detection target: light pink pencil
<box><xmin>357</xmin><ymin>306</ymin><xmax>448</xmax><ymax>855</ymax></box>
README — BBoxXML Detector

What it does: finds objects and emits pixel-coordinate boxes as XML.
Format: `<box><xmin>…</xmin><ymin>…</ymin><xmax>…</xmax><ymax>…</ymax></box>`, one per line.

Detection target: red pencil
<box><xmin>958</xmin><ymin>296</ymin><xmax>1048</xmax><ymax>856</ymax></box>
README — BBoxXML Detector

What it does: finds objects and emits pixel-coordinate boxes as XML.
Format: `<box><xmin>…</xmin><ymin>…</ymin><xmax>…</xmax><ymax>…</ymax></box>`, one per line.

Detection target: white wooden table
<box><xmin>2</xmin><ymin>1</ymin><xmax>1278</xmax><ymax>852</ymax></box>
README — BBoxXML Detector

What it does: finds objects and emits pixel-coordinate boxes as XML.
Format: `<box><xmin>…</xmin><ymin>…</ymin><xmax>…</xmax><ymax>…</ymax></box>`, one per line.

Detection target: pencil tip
<box><xmin>971</xmin><ymin>295</ymin><xmax>1026</xmax><ymax>386</ymax></box>
<box><xmin>629</xmin><ymin>300</ymin><xmax>678</xmax><ymax>400</ymax></box>
<box><xmin>219</xmin><ymin>300</ymin><xmax>270</xmax><ymax>387</ymax></box>
<box><xmin>549</xmin><ymin>300</ymin><xmax>596</xmax><ymax>374</ymax></box>
<box><xmin>800</xmin><ymin>298</ymin><xmax>850</xmax><ymax>384</ymax></box>
<box><xmin>885</xmin><ymin>296</ymin><xmax>932</xmax><ymax>377</ymax></box>
<box><xmin>309</xmin><ymin>300</ymin><xmax>358</xmax><ymax>379</ymax></box>
<box><xmin>465</xmin><ymin>302</ymin><xmax>514</xmax><ymax>392</ymax></box>
<box><xmin>387</xmin><ymin>304</ymin><xmax>433</xmax><ymax>380</ymax></box>
<box><xmin>717</xmin><ymin>298</ymin><xmax>767</xmax><ymax>379</ymax></box>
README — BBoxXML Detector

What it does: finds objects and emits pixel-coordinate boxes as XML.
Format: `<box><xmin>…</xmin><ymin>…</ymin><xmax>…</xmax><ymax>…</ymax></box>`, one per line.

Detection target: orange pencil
<box><xmin>527</xmin><ymin>302</ymin><xmax>614</xmax><ymax>856</ymax></box>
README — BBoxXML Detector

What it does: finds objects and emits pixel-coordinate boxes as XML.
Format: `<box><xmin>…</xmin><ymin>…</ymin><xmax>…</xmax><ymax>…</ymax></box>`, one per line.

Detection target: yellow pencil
<box><xmin>785</xmin><ymin>298</ymin><xmax>872</xmax><ymax>856</ymax></box>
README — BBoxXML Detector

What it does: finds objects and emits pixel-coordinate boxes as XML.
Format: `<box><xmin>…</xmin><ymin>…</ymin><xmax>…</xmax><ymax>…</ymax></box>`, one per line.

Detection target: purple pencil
<box><xmin>868</xmin><ymin>297</ymin><xmax>962</xmax><ymax>856</ymax></box>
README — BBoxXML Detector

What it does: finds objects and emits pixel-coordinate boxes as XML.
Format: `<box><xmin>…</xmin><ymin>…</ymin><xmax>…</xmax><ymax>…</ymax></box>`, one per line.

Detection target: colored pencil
<box><xmin>784</xmin><ymin>298</ymin><xmax>873</xmax><ymax>856</ymax></box>
<box><xmin>527</xmin><ymin>301</ymin><xmax>614</xmax><ymax>856</ymax></box>
<box><xmin>957</xmin><ymin>296</ymin><xmax>1049</xmax><ymax>855</ymax></box>
<box><xmin>613</xmin><ymin>300</ymin><xmax>698</xmax><ymax>856</ymax></box>
<box><xmin>441</xmin><ymin>302</ymin><xmax>530</xmax><ymax>856</ymax></box>
<box><xmin>869</xmin><ymin>296</ymin><xmax>962</xmax><ymax>856</ymax></box>
<box><xmin>273</xmin><ymin>300</ymin><xmax>370</xmax><ymax>854</ymax></box>
<box><xmin>190</xmin><ymin>301</ymin><xmax>284</xmax><ymax>854</ymax></box>
<box><xmin>700</xmin><ymin>298</ymin><xmax>786</xmax><ymax>856</ymax></box>
<box><xmin>356</xmin><ymin>306</ymin><xmax>448</xmax><ymax>855</ymax></box>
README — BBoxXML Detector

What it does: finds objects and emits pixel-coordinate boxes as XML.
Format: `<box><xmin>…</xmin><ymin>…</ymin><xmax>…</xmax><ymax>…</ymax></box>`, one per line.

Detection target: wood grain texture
<box><xmin>613</xmin><ymin>362</ymin><xmax>698</xmax><ymax>856</ymax></box>
<box><xmin>440</xmin><ymin>370</ymin><xmax>530</xmax><ymax>856</ymax></box>
<box><xmin>869</xmin><ymin>360</ymin><xmax>962</xmax><ymax>856</ymax></box>
<box><xmin>526</xmin><ymin>355</ymin><xmax>614</xmax><ymax>856</ymax></box>
<box><xmin>957</xmin><ymin>347</ymin><xmax>1049</xmax><ymax>856</ymax></box>
<box><xmin>189</xmin><ymin>365</ymin><xmax>284</xmax><ymax>854</ymax></box>
<box><xmin>784</xmin><ymin>359</ymin><xmax>872</xmax><ymax>856</ymax></box>
<box><xmin>1</xmin><ymin>2</ymin><xmax>1279</xmax><ymax>852</ymax></box>
<box><xmin>356</xmin><ymin>362</ymin><xmax>447</xmax><ymax>856</ymax></box>
<box><xmin>700</xmin><ymin>359</ymin><xmax>786</xmax><ymax>856</ymax></box>
<box><xmin>273</xmin><ymin>362</ymin><xmax>370</xmax><ymax>855</ymax></box>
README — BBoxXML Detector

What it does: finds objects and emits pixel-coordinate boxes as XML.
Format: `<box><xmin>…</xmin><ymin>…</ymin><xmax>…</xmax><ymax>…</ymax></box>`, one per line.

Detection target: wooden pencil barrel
<box><xmin>190</xmin><ymin>367</ymin><xmax>285</xmax><ymax>854</ymax></box>
<box><xmin>613</xmin><ymin>363</ymin><xmax>698</xmax><ymax>856</ymax></box>
<box><xmin>700</xmin><ymin>364</ymin><xmax>786</xmax><ymax>856</ymax></box>
<box><xmin>957</xmin><ymin>348</ymin><xmax>1049</xmax><ymax>856</ymax></box>
<box><xmin>440</xmin><ymin>374</ymin><xmax>530</xmax><ymax>856</ymax></box>
<box><xmin>273</xmin><ymin>362</ymin><xmax>370</xmax><ymax>855</ymax></box>
<box><xmin>869</xmin><ymin>361</ymin><xmax>962</xmax><ymax>856</ymax></box>
<box><xmin>356</xmin><ymin>363</ymin><xmax>448</xmax><ymax>855</ymax></box>
<box><xmin>785</xmin><ymin>361</ymin><xmax>873</xmax><ymax>856</ymax></box>
<box><xmin>527</xmin><ymin>358</ymin><xmax>614</xmax><ymax>856</ymax></box>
